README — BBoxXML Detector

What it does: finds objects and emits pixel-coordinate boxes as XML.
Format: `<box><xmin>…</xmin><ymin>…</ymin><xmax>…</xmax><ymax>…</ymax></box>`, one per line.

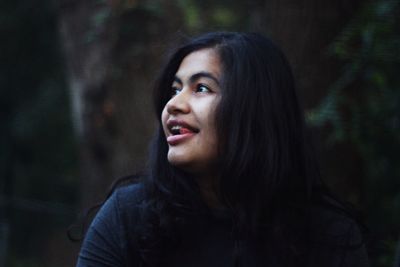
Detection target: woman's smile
<box><xmin>166</xmin><ymin>119</ymin><xmax>199</xmax><ymax>145</ymax></box>
<box><xmin>161</xmin><ymin>48</ymin><xmax>222</xmax><ymax>174</ymax></box>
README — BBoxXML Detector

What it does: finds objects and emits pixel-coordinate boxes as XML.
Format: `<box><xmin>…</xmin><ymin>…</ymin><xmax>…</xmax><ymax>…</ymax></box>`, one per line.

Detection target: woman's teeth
<box><xmin>171</xmin><ymin>125</ymin><xmax>181</xmax><ymax>135</ymax></box>
<box><xmin>170</xmin><ymin>125</ymin><xmax>195</xmax><ymax>135</ymax></box>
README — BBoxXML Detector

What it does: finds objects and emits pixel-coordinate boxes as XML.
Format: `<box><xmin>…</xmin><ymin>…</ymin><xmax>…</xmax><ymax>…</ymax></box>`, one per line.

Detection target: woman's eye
<box><xmin>196</xmin><ymin>84</ymin><xmax>211</xmax><ymax>93</ymax></box>
<box><xmin>171</xmin><ymin>86</ymin><xmax>181</xmax><ymax>96</ymax></box>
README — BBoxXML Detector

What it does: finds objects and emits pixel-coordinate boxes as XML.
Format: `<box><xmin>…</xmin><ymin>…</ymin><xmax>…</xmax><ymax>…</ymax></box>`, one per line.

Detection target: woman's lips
<box><xmin>167</xmin><ymin>119</ymin><xmax>199</xmax><ymax>134</ymax></box>
<box><xmin>167</xmin><ymin>127</ymin><xmax>196</xmax><ymax>145</ymax></box>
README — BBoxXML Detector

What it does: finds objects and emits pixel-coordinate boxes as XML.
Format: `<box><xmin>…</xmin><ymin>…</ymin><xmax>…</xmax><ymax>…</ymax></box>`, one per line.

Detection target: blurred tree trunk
<box><xmin>250</xmin><ymin>0</ymin><xmax>364</xmax><ymax>202</ymax></box>
<box><xmin>58</xmin><ymin>0</ymin><xmax>182</xmax><ymax>208</ymax></box>
<box><xmin>58</xmin><ymin>0</ymin><xmax>118</xmax><ymax>208</ymax></box>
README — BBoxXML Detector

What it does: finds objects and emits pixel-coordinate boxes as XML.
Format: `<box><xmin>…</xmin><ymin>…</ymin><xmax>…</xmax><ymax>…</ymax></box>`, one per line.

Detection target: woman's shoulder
<box><xmin>89</xmin><ymin>181</ymin><xmax>145</xmax><ymax>224</ymax></box>
<box><xmin>310</xmin><ymin>199</ymin><xmax>364</xmax><ymax>239</ymax></box>
<box><xmin>109</xmin><ymin>181</ymin><xmax>146</xmax><ymax>219</ymax></box>
<box><xmin>113</xmin><ymin>181</ymin><xmax>145</xmax><ymax>203</ymax></box>
<box><xmin>310</xmin><ymin>202</ymin><xmax>364</xmax><ymax>243</ymax></box>
<box><xmin>307</xmin><ymin>204</ymin><xmax>369</xmax><ymax>266</ymax></box>
<box><xmin>77</xmin><ymin>181</ymin><xmax>145</xmax><ymax>266</ymax></box>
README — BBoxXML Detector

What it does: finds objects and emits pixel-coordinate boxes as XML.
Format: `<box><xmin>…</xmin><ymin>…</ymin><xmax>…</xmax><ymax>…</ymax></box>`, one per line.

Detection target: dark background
<box><xmin>1</xmin><ymin>0</ymin><xmax>399</xmax><ymax>266</ymax></box>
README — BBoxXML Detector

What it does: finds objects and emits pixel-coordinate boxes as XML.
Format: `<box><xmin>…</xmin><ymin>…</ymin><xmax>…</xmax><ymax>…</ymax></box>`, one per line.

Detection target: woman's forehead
<box><xmin>175</xmin><ymin>49</ymin><xmax>222</xmax><ymax>80</ymax></box>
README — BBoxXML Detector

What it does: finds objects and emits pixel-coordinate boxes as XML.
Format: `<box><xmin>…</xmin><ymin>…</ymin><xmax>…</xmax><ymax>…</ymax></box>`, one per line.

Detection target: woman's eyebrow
<box><xmin>174</xmin><ymin>71</ymin><xmax>220</xmax><ymax>86</ymax></box>
<box><xmin>173</xmin><ymin>77</ymin><xmax>182</xmax><ymax>85</ymax></box>
<box><xmin>190</xmin><ymin>72</ymin><xmax>220</xmax><ymax>85</ymax></box>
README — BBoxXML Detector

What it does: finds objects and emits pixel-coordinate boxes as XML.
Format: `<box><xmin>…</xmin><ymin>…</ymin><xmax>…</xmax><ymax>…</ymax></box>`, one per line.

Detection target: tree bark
<box><xmin>58</xmin><ymin>0</ymin><xmax>182</xmax><ymax>208</ymax></box>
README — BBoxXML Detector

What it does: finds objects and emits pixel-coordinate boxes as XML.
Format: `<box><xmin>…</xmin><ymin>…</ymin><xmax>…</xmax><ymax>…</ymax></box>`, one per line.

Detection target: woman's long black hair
<box><xmin>110</xmin><ymin>32</ymin><xmax>363</xmax><ymax>266</ymax></box>
<box><xmin>139</xmin><ymin>32</ymin><xmax>308</xmax><ymax>266</ymax></box>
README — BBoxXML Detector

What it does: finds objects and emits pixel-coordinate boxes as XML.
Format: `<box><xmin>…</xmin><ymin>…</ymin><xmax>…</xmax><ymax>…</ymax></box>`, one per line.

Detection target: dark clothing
<box><xmin>76</xmin><ymin>183</ymin><xmax>369</xmax><ymax>267</ymax></box>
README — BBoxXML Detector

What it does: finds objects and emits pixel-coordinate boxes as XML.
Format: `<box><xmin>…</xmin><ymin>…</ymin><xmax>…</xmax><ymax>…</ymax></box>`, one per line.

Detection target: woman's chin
<box><xmin>167</xmin><ymin>152</ymin><xmax>191</xmax><ymax>169</ymax></box>
<box><xmin>167</xmin><ymin>153</ymin><xmax>203</xmax><ymax>174</ymax></box>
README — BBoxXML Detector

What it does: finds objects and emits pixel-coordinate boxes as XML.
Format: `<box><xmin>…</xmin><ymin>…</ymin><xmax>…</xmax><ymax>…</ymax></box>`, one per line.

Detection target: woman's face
<box><xmin>161</xmin><ymin>48</ymin><xmax>222</xmax><ymax>176</ymax></box>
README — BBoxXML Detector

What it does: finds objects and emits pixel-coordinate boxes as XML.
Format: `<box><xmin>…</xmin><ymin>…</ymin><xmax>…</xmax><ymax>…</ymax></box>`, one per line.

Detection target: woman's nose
<box><xmin>166</xmin><ymin>88</ymin><xmax>191</xmax><ymax>115</ymax></box>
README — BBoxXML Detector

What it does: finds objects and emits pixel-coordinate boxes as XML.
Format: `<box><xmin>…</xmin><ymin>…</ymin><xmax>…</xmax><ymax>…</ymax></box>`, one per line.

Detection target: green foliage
<box><xmin>211</xmin><ymin>6</ymin><xmax>238</xmax><ymax>27</ymax></box>
<box><xmin>307</xmin><ymin>0</ymin><xmax>400</xmax><ymax>266</ymax></box>
<box><xmin>178</xmin><ymin>0</ymin><xmax>202</xmax><ymax>30</ymax></box>
<box><xmin>177</xmin><ymin>0</ymin><xmax>249</xmax><ymax>32</ymax></box>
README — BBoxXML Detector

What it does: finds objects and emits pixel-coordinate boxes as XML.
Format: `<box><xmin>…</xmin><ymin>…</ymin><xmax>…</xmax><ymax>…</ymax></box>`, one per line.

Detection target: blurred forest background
<box><xmin>0</xmin><ymin>0</ymin><xmax>399</xmax><ymax>266</ymax></box>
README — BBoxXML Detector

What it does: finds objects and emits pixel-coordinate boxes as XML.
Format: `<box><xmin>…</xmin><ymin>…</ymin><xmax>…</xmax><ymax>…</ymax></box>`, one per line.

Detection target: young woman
<box><xmin>76</xmin><ymin>32</ymin><xmax>369</xmax><ymax>267</ymax></box>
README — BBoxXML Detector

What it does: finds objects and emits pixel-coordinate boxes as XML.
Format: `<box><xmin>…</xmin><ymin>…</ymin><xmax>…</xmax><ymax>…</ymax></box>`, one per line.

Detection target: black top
<box><xmin>76</xmin><ymin>183</ymin><xmax>369</xmax><ymax>267</ymax></box>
